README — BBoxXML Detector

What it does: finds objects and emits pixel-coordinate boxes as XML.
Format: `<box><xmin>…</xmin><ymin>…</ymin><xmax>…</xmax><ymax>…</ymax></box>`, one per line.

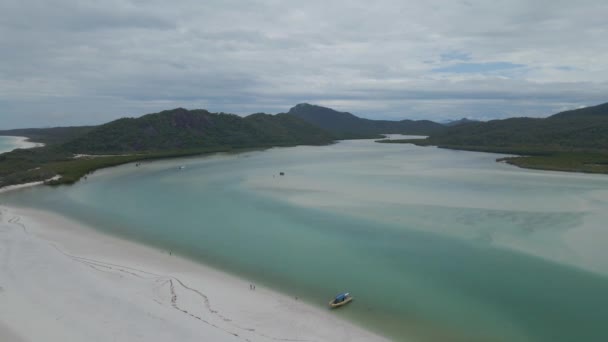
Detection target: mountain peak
<box><xmin>288</xmin><ymin>103</ymin><xmax>357</xmax><ymax>119</ymax></box>
<box><xmin>286</xmin><ymin>103</ymin><xmax>445</xmax><ymax>138</ymax></box>
<box><xmin>288</xmin><ymin>103</ymin><xmax>332</xmax><ymax>113</ymax></box>
<box><xmin>444</xmin><ymin>118</ymin><xmax>479</xmax><ymax>126</ymax></box>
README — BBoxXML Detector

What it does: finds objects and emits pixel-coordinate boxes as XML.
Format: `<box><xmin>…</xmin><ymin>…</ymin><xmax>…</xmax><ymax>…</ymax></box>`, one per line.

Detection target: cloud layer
<box><xmin>2</xmin><ymin>0</ymin><xmax>608</xmax><ymax>128</ymax></box>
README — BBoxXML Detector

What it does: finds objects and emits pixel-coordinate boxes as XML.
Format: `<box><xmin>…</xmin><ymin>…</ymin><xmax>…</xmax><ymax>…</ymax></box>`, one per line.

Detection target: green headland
<box><xmin>2</xmin><ymin>101</ymin><xmax>608</xmax><ymax>190</ymax></box>
<box><xmin>377</xmin><ymin>102</ymin><xmax>608</xmax><ymax>174</ymax></box>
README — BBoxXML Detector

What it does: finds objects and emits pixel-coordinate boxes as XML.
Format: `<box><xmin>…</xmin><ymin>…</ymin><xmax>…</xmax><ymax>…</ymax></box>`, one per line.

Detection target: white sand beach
<box><xmin>0</xmin><ymin>176</ymin><xmax>61</xmax><ymax>194</ymax></box>
<box><xmin>10</xmin><ymin>137</ymin><xmax>44</xmax><ymax>150</ymax></box>
<box><xmin>0</xmin><ymin>206</ymin><xmax>387</xmax><ymax>342</ymax></box>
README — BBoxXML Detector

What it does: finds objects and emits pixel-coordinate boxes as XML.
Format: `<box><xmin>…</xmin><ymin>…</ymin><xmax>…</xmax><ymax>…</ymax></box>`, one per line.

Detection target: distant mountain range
<box><xmin>2</xmin><ymin>102</ymin><xmax>608</xmax><ymax>187</ymax></box>
<box><xmin>378</xmin><ymin>102</ymin><xmax>608</xmax><ymax>174</ymax></box>
<box><xmin>287</xmin><ymin>103</ymin><xmax>445</xmax><ymax>138</ymax></box>
<box><xmin>0</xmin><ymin>104</ymin><xmax>451</xmax><ymax>187</ymax></box>
<box><xmin>3</xmin><ymin>103</ymin><xmax>608</xmax><ymax>155</ymax></box>
<box><xmin>1</xmin><ymin>104</ymin><xmax>451</xmax><ymax>153</ymax></box>
<box><xmin>419</xmin><ymin>102</ymin><xmax>608</xmax><ymax>152</ymax></box>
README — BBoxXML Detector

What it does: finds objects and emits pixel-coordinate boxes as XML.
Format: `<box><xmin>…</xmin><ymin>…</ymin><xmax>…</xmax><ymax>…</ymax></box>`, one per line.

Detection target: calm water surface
<box><xmin>3</xmin><ymin>139</ymin><xmax>608</xmax><ymax>341</ymax></box>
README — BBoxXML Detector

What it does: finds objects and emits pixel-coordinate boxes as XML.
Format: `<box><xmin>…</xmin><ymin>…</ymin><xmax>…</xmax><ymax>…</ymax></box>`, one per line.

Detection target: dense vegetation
<box><xmin>418</xmin><ymin>104</ymin><xmax>608</xmax><ymax>151</ymax></box>
<box><xmin>3</xmin><ymin>101</ymin><xmax>608</xmax><ymax>189</ymax></box>
<box><xmin>0</xmin><ymin>145</ymin><xmax>239</xmax><ymax>188</ymax></box>
<box><xmin>287</xmin><ymin>103</ymin><xmax>445</xmax><ymax>138</ymax></box>
<box><xmin>0</xmin><ymin>108</ymin><xmax>334</xmax><ymax>187</ymax></box>
<box><xmin>65</xmin><ymin>108</ymin><xmax>333</xmax><ymax>153</ymax></box>
<box><xmin>379</xmin><ymin>102</ymin><xmax>608</xmax><ymax>173</ymax></box>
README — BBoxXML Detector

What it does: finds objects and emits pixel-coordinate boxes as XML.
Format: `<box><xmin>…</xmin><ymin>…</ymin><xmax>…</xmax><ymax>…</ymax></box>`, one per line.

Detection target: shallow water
<box><xmin>0</xmin><ymin>136</ymin><xmax>23</xmax><ymax>153</ymax></box>
<box><xmin>3</xmin><ymin>140</ymin><xmax>608</xmax><ymax>341</ymax></box>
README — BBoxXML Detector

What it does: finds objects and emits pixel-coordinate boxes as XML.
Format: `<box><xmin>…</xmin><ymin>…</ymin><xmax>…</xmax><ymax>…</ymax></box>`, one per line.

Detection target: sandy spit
<box><xmin>7</xmin><ymin>136</ymin><xmax>44</xmax><ymax>150</ymax></box>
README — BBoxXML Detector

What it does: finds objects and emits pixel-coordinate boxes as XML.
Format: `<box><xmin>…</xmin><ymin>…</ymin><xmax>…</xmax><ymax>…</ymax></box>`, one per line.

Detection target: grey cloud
<box><xmin>1</xmin><ymin>0</ymin><xmax>608</xmax><ymax>129</ymax></box>
<box><xmin>1</xmin><ymin>0</ymin><xmax>174</xmax><ymax>31</ymax></box>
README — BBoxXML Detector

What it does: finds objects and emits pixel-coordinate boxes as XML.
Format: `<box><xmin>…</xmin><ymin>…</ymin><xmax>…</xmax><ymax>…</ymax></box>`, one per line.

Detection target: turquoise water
<box><xmin>2</xmin><ymin>140</ymin><xmax>608</xmax><ymax>341</ymax></box>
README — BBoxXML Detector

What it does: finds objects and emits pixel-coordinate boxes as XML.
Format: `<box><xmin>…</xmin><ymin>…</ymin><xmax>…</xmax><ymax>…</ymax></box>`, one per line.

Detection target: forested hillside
<box><xmin>64</xmin><ymin>108</ymin><xmax>333</xmax><ymax>153</ymax></box>
<box><xmin>380</xmin><ymin>102</ymin><xmax>608</xmax><ymax>173</ymax></box>
<box><xmin>287</xmin><ymin>103</ymin><xmax>445</xmax><ymax>138</ymax></box>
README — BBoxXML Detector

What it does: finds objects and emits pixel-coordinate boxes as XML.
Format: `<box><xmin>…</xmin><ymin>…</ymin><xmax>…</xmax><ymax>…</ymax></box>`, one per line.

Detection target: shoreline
<box><xmin>376</xmin><ymin>139</ymin><xmax>608</xmax><ymax>175</ymax></box>
<box><xmin>0</xmin><ymin>141</ymin><xmax>335</xmax><ymax>189</ymax></box>
<box><xmin>0</xmin><ymin>176</ymin><xmax>61</xmax><ymax>194</ymax></box>
<box><xmin>0</xmin><ymin>205</ymin><xmax>388</xmax><ymax>342</ymax></box>
<box><xmin>8</xmin><ymin>136</ymin><xmax>44</xmax><ymax>150</ymax></box>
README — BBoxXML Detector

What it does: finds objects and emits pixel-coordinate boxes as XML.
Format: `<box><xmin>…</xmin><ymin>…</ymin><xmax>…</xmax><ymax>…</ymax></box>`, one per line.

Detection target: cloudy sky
<box><xmin>2</xmin><ymin>0</ymin><xmax>608</xmax><ymax>128</ymax></box>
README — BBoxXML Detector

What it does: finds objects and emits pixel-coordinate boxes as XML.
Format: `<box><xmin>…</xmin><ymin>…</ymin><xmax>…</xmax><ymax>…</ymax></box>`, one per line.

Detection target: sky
<box><xmin>1</xmin><ymin>0</ymin><xmax>608</xmax><ymax>128</ymax></box>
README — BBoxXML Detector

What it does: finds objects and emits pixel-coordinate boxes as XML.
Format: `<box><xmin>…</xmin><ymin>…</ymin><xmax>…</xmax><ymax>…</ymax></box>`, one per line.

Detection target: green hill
<box><xmin>64</xmin><ymin>108</ymin><xmax>333</xmax><ymax>154</ymax></box>
<box><xmin>0</xmin><ymin>107</ymin><xmax>334</xmax><ymax>187</ymax></box>
<box><xmin>418</xmin><ymin>103</ymin><xmax>608</xmax><ymax>152</ymax></box>
<box><xmin>287</xmin><ymin>103</ymin><xmax>445</xmax><ymax>138</ymax></box>
<box><xmin>550</xmin><ymin>102</ymin><xmax>608</xmax><ymax>119</ymax></box>
<box><xmin>381</xmin><ymin>102</ymin><xmax>608</xmax><ymax>173</ymax></box>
